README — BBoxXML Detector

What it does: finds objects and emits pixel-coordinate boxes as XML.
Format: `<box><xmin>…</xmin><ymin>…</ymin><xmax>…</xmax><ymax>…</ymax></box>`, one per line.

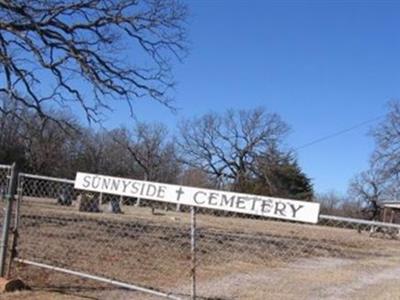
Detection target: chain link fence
<box><xmin>193</xmin><ymin>212</ymin><xmax>400</xmax><ymax>299</ymax></box>
<box><xmin>3</xmin><ymin>171</ymin><xmax>400</xmax><ymax>299</ymax></box>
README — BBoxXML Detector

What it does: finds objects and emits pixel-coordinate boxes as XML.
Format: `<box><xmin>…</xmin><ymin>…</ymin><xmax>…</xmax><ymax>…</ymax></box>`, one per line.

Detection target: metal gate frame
<box><xmin>7</xmin><ymin>172</ymin><xmax>197</xmax><ymax>300</ymax></box>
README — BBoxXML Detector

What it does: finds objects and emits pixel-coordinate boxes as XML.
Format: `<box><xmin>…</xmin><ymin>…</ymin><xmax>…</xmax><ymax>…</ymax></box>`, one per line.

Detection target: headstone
<box><xmin>108</xmin><ymin>196</ymin><xmax>122</xmax><ymax>214</ymax></box>
<box><xmin>57</xmin><ymin>192</ymin><xmax>72</xmax><ymax>206</ymax></box>
<box><xmin>77</xmin><ymin>193</ymin><xmax>100</xmax><ymax>212</ymax></box>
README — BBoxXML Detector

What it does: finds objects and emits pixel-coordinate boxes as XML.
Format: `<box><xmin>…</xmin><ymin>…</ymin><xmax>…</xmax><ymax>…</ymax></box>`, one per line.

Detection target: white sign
<box><xmin>74</xmin><ymin>172</ymin><xmax>320</xmax><ymax>224</ymax></box>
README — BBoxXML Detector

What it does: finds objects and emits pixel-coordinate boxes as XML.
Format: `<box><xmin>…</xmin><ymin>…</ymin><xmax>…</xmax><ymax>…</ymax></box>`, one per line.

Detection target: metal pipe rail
<box><xmin>18</xmin><ymin>173</ymin><xmax>75</xmax><ymax>185</ymax></box>
<box><xmin>14</xmin><ymin>258</ymin><xmax>182</xmax><ymax>300</ymax></box>
<box><xmin>319</xmin><ymin>214</ymin><xmax>400</xmax><ymax>229</ymax></box>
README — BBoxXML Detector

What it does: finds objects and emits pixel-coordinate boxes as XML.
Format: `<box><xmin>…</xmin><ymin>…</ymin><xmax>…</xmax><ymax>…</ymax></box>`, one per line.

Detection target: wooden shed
<box><xmin>381</xmin><ymin>202</ymin><xmax>400</xmax><ymax>224</ymax></box>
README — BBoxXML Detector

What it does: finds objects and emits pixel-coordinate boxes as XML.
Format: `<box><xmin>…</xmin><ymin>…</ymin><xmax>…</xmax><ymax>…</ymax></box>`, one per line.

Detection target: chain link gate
<box><xmin>11</xmin><ymin>173</ymin><xmax>193</xmax><ymax>299</ymax></box>
<box><xmin>3</xmin><ymin>171</ymin><xmax>400</xmax><ymax>299</ymax></box>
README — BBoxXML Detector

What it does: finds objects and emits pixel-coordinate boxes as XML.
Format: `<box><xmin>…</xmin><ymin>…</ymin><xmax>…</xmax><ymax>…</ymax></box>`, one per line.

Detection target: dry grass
<box><xmin>4</xmin><ymin>197</ymin><xmax>400</xmax><ymax>299</ymax></box>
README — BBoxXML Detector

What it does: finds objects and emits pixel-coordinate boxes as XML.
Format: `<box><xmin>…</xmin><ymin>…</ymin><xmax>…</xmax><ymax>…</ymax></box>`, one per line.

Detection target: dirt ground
<box><xmin>1</xmin><ymin>197</ymin><xmax>400</xmax><ymax>299</ymax></box>
<box><xmin>2</xmin><ymin>255</ymin><xmax>400</xmax><ymax>300</ymax></box>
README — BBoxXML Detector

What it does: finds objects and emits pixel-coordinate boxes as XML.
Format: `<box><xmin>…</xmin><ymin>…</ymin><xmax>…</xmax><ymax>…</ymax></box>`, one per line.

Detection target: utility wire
<box><xmin>294</xmin><ymin>115</ymin><xmax>385</xmax><ymax>152</ymax></box>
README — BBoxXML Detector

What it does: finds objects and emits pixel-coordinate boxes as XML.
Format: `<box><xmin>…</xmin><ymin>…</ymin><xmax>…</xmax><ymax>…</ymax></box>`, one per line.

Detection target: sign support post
<box><xmin>190</xmin><ymin>206</ymin><xmax>197</xmax><ymax>300</ymax></box>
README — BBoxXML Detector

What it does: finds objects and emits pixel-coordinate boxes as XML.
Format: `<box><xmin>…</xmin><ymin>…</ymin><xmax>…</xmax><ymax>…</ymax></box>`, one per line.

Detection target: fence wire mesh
<box><xmin>193</xmin><ymin>212</ymin><xmax>400</xmax><ymax>299</ymax></box>
<box><xmin>7</xmin><ymin>172</ymin><xmax>400</xmax><ymax>299</ymax></box>
<box><xmin>14</xmin><ymin>173</ymin><xmax>192</xmax><ymax>298</ymax></box>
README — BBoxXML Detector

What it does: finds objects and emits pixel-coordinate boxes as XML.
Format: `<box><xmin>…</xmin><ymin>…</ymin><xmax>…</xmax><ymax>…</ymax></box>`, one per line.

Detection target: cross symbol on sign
<box><xmin>175</xmin><ymin>187</ymin><xmax>185</xmax><ymax>201</ymax></box>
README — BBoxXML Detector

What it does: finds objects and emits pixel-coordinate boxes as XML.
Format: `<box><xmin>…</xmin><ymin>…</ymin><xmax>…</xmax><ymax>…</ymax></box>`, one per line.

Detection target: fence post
<box><xmin>6</xmin><ymin>174</ymin><xmax>24</xmax><ymax>278</ymax></box>
<box><xmin>190</xmin><ymin>206</ymin><xmax>197</xmax><ymax>300</ymax></box>
<box><xmin>0</xmin><ymin>163</ymin><xmax>18</xmax><ymax>277</ymax></box>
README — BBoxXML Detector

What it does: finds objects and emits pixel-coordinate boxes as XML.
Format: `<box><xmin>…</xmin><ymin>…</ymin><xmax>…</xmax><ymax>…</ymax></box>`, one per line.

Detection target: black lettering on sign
<box><xmin>139</xmin><ymin>182</ymin><xmax>146</xmax><ymax>196</ymax></box>
<box><xmin>76</xmin><ymin>173</ymin><xmax>315</xmax><ymax>222</ymax></box>
<box><xmin>261</xmin><ymin>199</ymin><xmax>273</xmax><ymax>213</ymax></box>
<box><xmin>193</xmin><ymin>191</ymin><xmax>206</xmax><ymax>204</ymax></box>
<box><xmin>122</xmin><ymin>180</ymin><xmax>130</xmax><ymax>193</ymax></box>
<box><xmin>289</xmin><ymin>204</ymin><xmax>304</xmax><ymax>218</ymax></box>
<box><xmin>274</xmin><ymin>201</ymin><xmax>286</xmax><ymax>216</ymax></box>
<box><xmin>92</xmin><ymin>176</ymin><xmax>100</xmax><ymax>189</ymax></box>
<box><xmin>236</xmin><ymin>196</ymin><xmax>247</xmax><ymax>209</ymax></box>
<box><xmin>220</xmin><ymin>194</ymin><xmax>235</xmax><ymax>207</ymax></box>
<box><xmin>157</xmin><ymin>186</ymin><xmax>166</xmax><ymax>199</ymax></box>
<box><xmin>111</xmin><ymin>179</ymin><xmax>120</xmax><ymax>191</ymax></box>
<box><xmin>130</xmin><ymin>182</ymin><xmax>140</xmax><ymax>194</ymax></box>
<box><xmin>83</xmin><ymin>175</ymin><xmax>91</xmax><ymax>188</ymax></box>
<box><xmin>101</xmin><ymin>178</ymin><xmax>111</xmax><ymax>190</ymax></box>
<box><xmin>208</xmin><ymin>192</ymin><xmax>219</xmax><ymax>206</ymax></box>
<box><xmin>146</xmin><ymin>184</ymin><xmax>157</xmax><ymax>197</ymax></box>
<box><xmin>251</xmin><ymin>198</ymin><xmax>262</xmax><ymax>210</ymax></box>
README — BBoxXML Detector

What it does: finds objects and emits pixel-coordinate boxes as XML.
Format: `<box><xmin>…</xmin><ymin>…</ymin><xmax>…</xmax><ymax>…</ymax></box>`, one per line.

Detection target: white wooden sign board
<box><xmin>74</xmin><ymin>172</ymin><xmax>320</xmax><ymax>224</ymax></box>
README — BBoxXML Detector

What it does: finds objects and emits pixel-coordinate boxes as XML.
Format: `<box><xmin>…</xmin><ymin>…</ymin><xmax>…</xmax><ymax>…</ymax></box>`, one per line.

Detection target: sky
<box><xmin>100</xmin><ymin>0</ymin><xmax>400</xmax><ymax>195</ymax></box>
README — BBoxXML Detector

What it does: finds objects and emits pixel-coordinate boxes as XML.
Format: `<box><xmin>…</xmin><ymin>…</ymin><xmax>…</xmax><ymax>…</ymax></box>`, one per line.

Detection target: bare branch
<box><xmin>0</xmin><ymin>0</ymin><xmax>188</xmax><ymax>124</ymax></box>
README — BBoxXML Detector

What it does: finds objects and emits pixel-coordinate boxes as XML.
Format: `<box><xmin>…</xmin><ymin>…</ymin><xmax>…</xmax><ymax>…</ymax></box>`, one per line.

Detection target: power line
<box><xmin>294</xmin><ymin>114</ymin><xmax>385</xmax><ymax>152</ymax></box>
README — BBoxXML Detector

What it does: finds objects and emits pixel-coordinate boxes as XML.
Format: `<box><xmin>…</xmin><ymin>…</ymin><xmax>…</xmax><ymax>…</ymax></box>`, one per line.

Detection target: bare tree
<box><xmin>77</xmin><ymin>128</ymin><xmax>134</xmax><ymax>177</ymax></box>
<box><xmin>371</xmin><ymin>101</ymin><xmax>400</xmax><ymax>182</ymax></box>
<box><xmin>348</xmin><ymin>165</ymin><xmax>385</xmax><ymax>220</ymax></box>
<box><xmin>315</xmin><ymin>191</ymin><xmax>348</xmax><ymax>216</ymax></box>
<box><xmin>349</xmin><ymin>101</ymin><xmax>400</xmax><ymax>219</ymax></box>
<box><xmin>0</xmin><ymin>0</ymin><xmax>188</xmax><ymax>123</ymax></box>
<box><xmin>177</xmin><ymin>108</ymin><xmax>290</xmax><ymax>191</ymax></box>
<box><xmin>20</xmin><ymin>111</ymin><xmax>81</xmax><ymax>177</ymax></box>
<box><xmin>115</xmin><ymin>121</ymin><xmax>180</xmax><ymax>206</ymax></box>
<box><xmin>76</xmin><ymin>128</ymin><xmax>139</xmax><ymax>213</ymax></box>
<box><xmin>122</xmin><ymin>122</ymin><xmax>174</xmax><ymax>181</ymax></box>
<box><xmin>180</xmin><ymin>168</ymin><xmax>212</xmax><ymax>189</ymax></box>
<box><xmin>0</xmin><ymin>95</ymin><xmax>26</xmax><ymax>165</ymax></box>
